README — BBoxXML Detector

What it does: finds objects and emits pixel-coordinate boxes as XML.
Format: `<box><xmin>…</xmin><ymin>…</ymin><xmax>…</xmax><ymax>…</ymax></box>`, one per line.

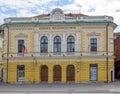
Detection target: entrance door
<box><xmin>53</xmin><ymin>65</ymin><xmax>61</xmax><ymax>81</ymax></box>
<box><xmin>111</xmin><ymin>71</ymin><xmax>113</xmax><ymax>81</ymax></box>
<box><xmin>17</xmin><ymin>65</ymin><xmax>25</xmax><ymax>82</ymax></box>
<box><xmin>1</xmin><ymin>68</ymin><xmax>4</xmax><ymax>82</ymax></box>
<box><xmin>67</xmin><ymin>65</ymin><xmax>75</xmax><ymax>81</ymax></box>
<box><xmin>110</xmin><ymin>69</ymin><xmax>114</xmax><ymax>82</ymax></box>
<box><xmin>41</xmin><ymin>65</ymin><xmax>48</xmax><ymax>81</ymax></box>
<box><xmin>90</xmin><ymin>64</ymin><xmax>97</xmax><ymax>81</ymax></box>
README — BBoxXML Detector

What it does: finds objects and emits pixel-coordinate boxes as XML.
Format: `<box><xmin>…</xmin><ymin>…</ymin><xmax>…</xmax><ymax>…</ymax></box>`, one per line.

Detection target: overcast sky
<box><xmin>0</xmin><ymin>0</ymin><xmax>120</xmax><ymax>32</ymax></box>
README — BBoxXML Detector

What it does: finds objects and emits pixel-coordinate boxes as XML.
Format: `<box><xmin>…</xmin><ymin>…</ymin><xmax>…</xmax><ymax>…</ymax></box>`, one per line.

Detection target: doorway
<box><xmin>41</xmin><ymin>65</ymin><xmax>48</xmax><ymax>81</ymax></box>
<box><xmin>67</xmin><ymin>65</ymin><xmax>75</xmax><ymax>81</ymax></box>
<box><xmin>90</xmin><ymin>64</ymin><xmax>97</xmax><ymax>81</ymax></box>
<box><xmin>53</xmin><ymin>65</ymin><xmax>61</xmax><ymax>81</ymax></box>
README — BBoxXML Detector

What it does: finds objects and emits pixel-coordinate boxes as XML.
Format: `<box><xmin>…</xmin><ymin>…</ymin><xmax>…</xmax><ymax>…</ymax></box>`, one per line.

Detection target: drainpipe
<box><xmin>106</xmin><ymin>22</ymin><xmax>109</xmax><ymax>83</ymax></box>
<box><xmin>6</xmin><ymin>24</ymin><xmax>9</xmax><ymax>83</ymax></box>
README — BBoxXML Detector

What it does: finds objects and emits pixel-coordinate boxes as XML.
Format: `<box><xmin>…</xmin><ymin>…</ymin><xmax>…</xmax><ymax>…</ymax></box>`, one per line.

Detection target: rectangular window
<box><xmin>17</xmin><ymin>65</ymin><xmax>25</xmax><ymax>82</ymax></box>
<box><xmin>90</xmin><ymin>64</ymin><xmax>97</xmax><ymax>81</ymax></box>
<box><xmin>90</xmin><ymin>38</ymin><xmax>97</xmax><ymax>52</ymax></box>
<box><xmin>18</xmin><ymin>40</ymin><xmax>24</xmax><ymax>53</ymax></box>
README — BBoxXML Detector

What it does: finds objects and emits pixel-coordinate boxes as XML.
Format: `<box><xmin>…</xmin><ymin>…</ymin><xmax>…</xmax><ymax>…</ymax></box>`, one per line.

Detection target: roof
<box><xmin>5</xmin><ymin>20</ymin><xmax>112</xmax><ymax>25</ymax></box>
<box><xmin>34</xmin><ymin>13</ymin><xmax>87</xmax><ymax>18</ymax></box>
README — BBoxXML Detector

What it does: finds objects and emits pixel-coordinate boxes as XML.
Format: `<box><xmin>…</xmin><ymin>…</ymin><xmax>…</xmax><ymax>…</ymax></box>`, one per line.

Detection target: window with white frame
<box><xmin>40</xmin><ymin>36</ymin><xmax>48</xmax><ymax>53</ymax></box>
<box><xmin>90</xmin><ymin>38</ymin><xmax>97</xmax><ymax>52</ymax></box>
<box><xmin>18</xmin><ymin>40</ymin><xmax>24</xmax><ymax>53</ymax></box>
<box><xmin>54</xmin><ymin>36</ymin><xmax>61</xmax><ymax>52</ymax></box>
<box><xmin>16</xmin><ymin>34</ymin><xmax>26</xmax><ymax>54</ymax></box>
<box><xmin>67</xmin><ymin>35</ymin><xmax>75</xmax><ymax>52</ymax></box>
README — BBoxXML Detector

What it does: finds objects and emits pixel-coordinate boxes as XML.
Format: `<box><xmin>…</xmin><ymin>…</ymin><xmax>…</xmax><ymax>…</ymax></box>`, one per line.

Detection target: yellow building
<box><xmin>2</xmin><ymin>8</ymin><xmax>117</xmax><ymax>83</ymax></box>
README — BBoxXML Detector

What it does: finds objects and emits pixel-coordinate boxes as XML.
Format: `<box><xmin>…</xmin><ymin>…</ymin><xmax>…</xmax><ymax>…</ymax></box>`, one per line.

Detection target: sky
<box><xmin>0</xmin><ymin>0</ymin><xmax>120</xmax><ymax>32</ymax></box>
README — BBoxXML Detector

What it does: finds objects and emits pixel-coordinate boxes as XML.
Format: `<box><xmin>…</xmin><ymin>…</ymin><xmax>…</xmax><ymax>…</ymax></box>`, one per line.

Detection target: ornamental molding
<box><xmin>15</xmin><ymin>33</ymin><xmax>28</xmax><ymax>38</ymax></box>
<box><xmin>87</xmin><ymin>32</ymin><xmax>100</xmax><ymax>36</ymax></box>
<box><xmin>52</xmin><ymin>34</ymin><xmax>63</xmax><ymax>40</ymax></box>
<box><xmin>38</xmin><ymin>34</ymin><xmax>50</xmax><ymax>40</ymax></box>
<box><xmin>65</xmin><ymin>33</ymin><xmax>77</xmax><ymax>41</ymax></box>
<box><xmin>50</xmin><ymin>8</ymin><xmax>65</xmax><ymax>20</ymax></box>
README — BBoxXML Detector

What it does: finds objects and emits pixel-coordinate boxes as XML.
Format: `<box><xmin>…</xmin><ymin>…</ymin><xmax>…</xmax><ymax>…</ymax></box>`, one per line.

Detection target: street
<box><xmin>0</xmin><ymin>80</ymin><xmax>120</xmax><ymax>93</ymax></box>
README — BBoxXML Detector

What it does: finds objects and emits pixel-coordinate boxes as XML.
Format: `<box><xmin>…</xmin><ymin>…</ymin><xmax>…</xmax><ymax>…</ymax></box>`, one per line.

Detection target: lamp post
<box><xmin>106</xmin><ymin>22</ymin><xmax>109</xmax><ymax>83</ymax></box>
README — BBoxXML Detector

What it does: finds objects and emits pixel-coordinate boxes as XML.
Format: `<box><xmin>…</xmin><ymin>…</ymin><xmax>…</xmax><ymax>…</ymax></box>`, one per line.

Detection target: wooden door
<box><xmin>53</xmin><ymin>65</ymin><xmax>61</xmax><ymax>81</ymax></box>
<box><xmin>41</xmin><ymin>66</ymin><xmax>48</xmax><ymax>81</ymax></box>
<box><xmin>67</xmin><ymin>65</ymin><xmax>75</xmax><ymax>81</ymax></box>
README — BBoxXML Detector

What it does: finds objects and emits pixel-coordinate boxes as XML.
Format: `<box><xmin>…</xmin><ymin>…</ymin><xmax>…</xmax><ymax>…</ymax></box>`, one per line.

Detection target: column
<box><xmin>34</xmin><ymin>32</ymin><xmax>39</xmax><ymax>55</ymax></box>
<box><xmin>48</xmin><ymin>34</ymin><xmax>53</xmax><ymax>54</ymax></box>
<box><xmin>62</xmin><ymin>34</ymin><xmax>66</xmax><ymax>54</ymax></box>
<box><xmin>48</xmin><ymin>65</ymin><xmax>53</xmax><ymax>83</ymax></box>
<box><xmin>75</xmin><ymin>62</ymin><xmax>80</xmax><ymax>83</ymax></box>
<box><xmin>75</xmin><ymin>33</ymin><xmax>79</xmax><ymax>56</ymax></box>
<box><xmin>62</xmin><ymin>65</ymin><xmax>66</xmax><ymax>83</ymax></box>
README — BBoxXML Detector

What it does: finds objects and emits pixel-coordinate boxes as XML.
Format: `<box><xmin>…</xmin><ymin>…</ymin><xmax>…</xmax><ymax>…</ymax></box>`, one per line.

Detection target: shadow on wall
<box><xmin>115</xmin><ymin>61</ymin><xmax>120</xmax><ymax>79</ymax></box>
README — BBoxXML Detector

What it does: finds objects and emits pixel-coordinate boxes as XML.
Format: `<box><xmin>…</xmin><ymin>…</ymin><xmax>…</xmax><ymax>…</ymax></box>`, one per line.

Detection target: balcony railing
<box><xmin>2</xmin><ymin>51</ymin><xmax>114</xmax><ymax>58</ymax></box>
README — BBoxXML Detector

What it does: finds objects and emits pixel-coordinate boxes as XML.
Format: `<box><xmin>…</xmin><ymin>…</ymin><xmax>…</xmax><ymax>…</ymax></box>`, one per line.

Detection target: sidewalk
<box><xmin>0</xmin><ymin>80</ymin><xmax>120</xmax><ymax>93</ymax></box>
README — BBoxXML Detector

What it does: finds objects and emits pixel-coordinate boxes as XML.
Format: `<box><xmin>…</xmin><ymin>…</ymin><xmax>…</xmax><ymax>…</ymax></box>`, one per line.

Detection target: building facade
<box><xmin>2</xmin><ymin>8</ymin><xmax>117</xmax><ymax>83</ymax></box>
<box><xmin>114</xmin><ymin>32</ymin><xmax>120</xmax><ymax>78</ymax></box>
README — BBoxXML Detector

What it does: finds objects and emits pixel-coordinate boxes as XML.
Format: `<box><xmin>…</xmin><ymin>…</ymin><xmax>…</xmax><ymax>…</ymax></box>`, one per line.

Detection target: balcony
<box><xmin>2</xmin><ymin>51</ymin><xmax>114</xmax><ymax>59</ymax></box>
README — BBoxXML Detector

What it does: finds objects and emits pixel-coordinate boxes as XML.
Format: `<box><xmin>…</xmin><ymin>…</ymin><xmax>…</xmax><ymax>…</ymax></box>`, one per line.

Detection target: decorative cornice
<box><xmin>87</xmin><ymin>32</ymin><xmax>100</xmax><ymax>36</ymax></box>
<box><xmin>5</xmin><ymin>20</ymin><xmax>112</xmax><ymax>25</ymax></box>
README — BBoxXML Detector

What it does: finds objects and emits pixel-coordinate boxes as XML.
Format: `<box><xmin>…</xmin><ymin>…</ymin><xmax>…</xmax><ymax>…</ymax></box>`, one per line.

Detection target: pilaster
<box><xmin>34</xmin><ymin>32</ymin><xmax>39</xmax><ymax>53</ymax></box>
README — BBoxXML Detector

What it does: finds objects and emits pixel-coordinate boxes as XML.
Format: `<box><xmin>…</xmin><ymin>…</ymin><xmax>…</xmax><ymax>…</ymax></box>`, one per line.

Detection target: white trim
<box><xmin>62</xmin><ymin>34</ymin><xmax>66</xmax><ymax>52</ymax></box>
<box><xmin>48</xmin><ymin>33</ymin><xmax>53</xmax><ymax>53</ymax></box>
<box><xmin>39</xmin><ymin>34</ymin><xmax>49</xmax><ymax>53</ymax></box>
<box><xmin>16</xmin><ymin>37</ymin><xmax>26</xmax><ymax>54</ymax></box>
<box><xmin>65</xmin><ymin>34</ymin><xmax>77</xmax><ymax>52</ymax></box>
<box><xmin>88</xmin><ymin>36</ymin><xmax>99</xmax><ymax>54</ymax></box>
<box><xmin>17</xmin><ymin>67</ymin><xmax>24</xmax><ymax>82</ymax></box>
<box><xmin>34</xmin><ymin>32</ymin><xmax>39</xmax><ymax>52</ymax></box>
<box><xmin>75</xmin><ymin>33</ymin><xmax>79</xmax><ymax>55</ymax></box>
<box><xmin>6</xmin><ymin>59</ymin><xmax>112</xmax><ymax>63</ymax></box>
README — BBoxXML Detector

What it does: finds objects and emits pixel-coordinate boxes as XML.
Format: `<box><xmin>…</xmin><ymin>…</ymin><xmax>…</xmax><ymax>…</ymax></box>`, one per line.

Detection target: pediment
<box><xmin>50</xmin><ymin>8</ymin><xmax>65</xmax><ymax>20</ymax></box>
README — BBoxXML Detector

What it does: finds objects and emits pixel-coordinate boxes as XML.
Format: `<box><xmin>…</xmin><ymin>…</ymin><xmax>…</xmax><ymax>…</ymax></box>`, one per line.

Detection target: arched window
<box><xmin>67</xmin><ymin>35</ymin><xmax>75</xmax><ymax>52</ymax></box>
<box><xmin>40</xmin><ymin>36</ymin><xmax>48</xmax><ymax>53</ymax></box>
<box><xmin>54</xmin><ymin>36</ymin><xmax>61</xmax><ymax>52</ymax></box>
